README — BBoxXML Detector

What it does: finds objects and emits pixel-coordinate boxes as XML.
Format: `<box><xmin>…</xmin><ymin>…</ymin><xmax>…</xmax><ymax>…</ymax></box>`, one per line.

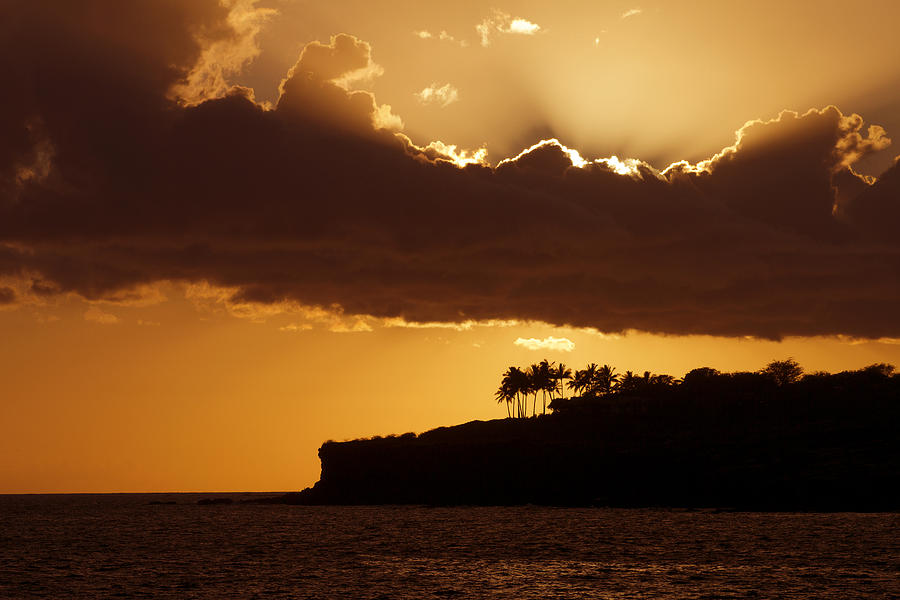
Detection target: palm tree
<box><xmin>594</xmin><ymin>364</ymin><xmax>619</xmax><ymax>395</ymax></box>
<box><xmin>525</xmin><ymin>364</ymin><xmax>536</xmax><ymax>417</ymax></box>
<box><xmin>618</xmin><ymin>370</ymin><xmax>639</xmax><ymax>394</ymax></box>
<box><xmin>582</xmin><ymin>363</ymin><xmax>601</xmax><ymax>396</ymax></box>
<box><xmin>499</xmin><ymin>366</ymin><xmax>530</xmax><ymax>418</ymax></box>
<box><xmin>496</xmin><ymin>368</ymin><xmax>514</xmax><ymax>418</ymax></box>
<box><xmin>567</xmin><ymin>368</ymin><xmax>585</xmax><ymax>398</ymax></box>
<box><xmin>536</xmin><ymin>359</ymin><xmax>555</xmax><ymax>415</ymax></box>
<box><xmin>568</xmin><ymin>363</ymin><xmax>598</xmax><ymax>398</ymax></box>
<box><xmin>651</xmin><ymin>374</ymin><xmax>677</xmax><ymax>388</ymax></box>
<box><xmin>494</xmin><ymin>381</ymin><xmax>514</xmax><ymax>418</ymax></box>
<box><xmin>524</xmin><ymin>365</ymin><xmax>536</xmax><ymax>416</ymax></box>
<box><xmin>552</xmin><ymin>363</ymin><xmax>572</xmax><ymax>401</ymax></box>
<box><xmin>526</xmin><ymin>362</ymin><xmax>552</xmax><ymax>417</ymax></box>
<box><xmin>510</xmin><ymin>366</ymin><xmax>529</xmax><ymax>418</ymax></box>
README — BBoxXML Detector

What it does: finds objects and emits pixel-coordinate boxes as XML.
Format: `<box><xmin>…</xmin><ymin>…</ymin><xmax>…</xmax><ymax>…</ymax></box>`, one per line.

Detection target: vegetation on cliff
<box><xmin>493</xmin><ymin>357</ymin><xmax>864</xmax><ymax>418</ymax></box>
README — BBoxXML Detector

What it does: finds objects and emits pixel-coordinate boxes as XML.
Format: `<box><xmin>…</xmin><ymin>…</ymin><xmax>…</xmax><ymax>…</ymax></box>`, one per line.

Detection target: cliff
<box><xmin>289</xmin><ymin>374</ymin><xmax>900</xmax><ymax>509</ymax></box>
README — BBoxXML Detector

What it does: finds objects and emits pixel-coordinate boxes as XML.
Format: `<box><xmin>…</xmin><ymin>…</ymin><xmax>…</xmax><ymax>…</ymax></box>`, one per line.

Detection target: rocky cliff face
<box><xmin>294</xmin><ymin>389</ymin><xmax>900</xmax><ymax>509</ymax></box>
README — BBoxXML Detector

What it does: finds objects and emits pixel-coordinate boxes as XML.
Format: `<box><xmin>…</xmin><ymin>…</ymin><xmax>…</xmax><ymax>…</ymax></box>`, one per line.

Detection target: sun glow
<box><xmin>423</xmin><ymin>141</ymin><xmax>488</xmax><ymax>167</ymax></box>
<box><xmin>564</xmin><ymin>146</ymin><xmax>589</xmax><ymax>168</ymax></box>
<box><xmin>496</xmin><ymin>138</ymin><xmax>588</xmax><ymax>169</ymax></box>
<box><xmin>494</xmin><ymin>139</ymin><xmax>656</xmax><ymax>177</ymax></box>
<box><xmin>594</xmin><ymin>155</ymin><xmax>644</xmax><ymax>176</ymax></box>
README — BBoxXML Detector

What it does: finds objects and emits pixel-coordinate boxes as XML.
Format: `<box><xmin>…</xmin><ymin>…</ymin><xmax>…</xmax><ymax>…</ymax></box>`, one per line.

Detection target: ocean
<box><xmin>1</xmin><ymin>494</ymin><xmax>898</xmax><ymax>599</ymax></box>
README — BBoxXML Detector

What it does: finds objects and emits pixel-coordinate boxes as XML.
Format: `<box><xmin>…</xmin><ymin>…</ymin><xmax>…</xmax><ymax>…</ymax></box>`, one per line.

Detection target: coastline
<box><xmin>275</xmin><ymin>388</ymin><xmax>900</xmax><ymax>510</ymax></box>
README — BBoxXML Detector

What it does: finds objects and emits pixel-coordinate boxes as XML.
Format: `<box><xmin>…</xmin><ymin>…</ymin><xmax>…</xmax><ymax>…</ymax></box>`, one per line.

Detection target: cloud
<box><xmin>84</xmin><ymin>306</ymin><xmax>120</xmax><ymax>325</ymax></box>
<box><xmin>382</xmin><ymin>317</ymin><xmax>517</xmax><ymax>330</ymax></box>
<box><xmin>291</xmin><ymin>305</ymin><xmax>374</xmax><ymax>333</ymax></box>
<box><xmin>414</xmin><ymin>30</ymin><xmax>467</xmax><ymax>47</ymax></box>
<box><xmin>328</xmin><ymin>319</ymin><xmax>373</xmax><ymax>333</ymax></box>
<box><xmin>415</xmin><ymin>83</ymin><xmax>459</xmax><ymax>107</ymax></box>
<box><xmin>439</xmin><ymin>31</ymin><xmax>467</xmax><ymax>47</ymax></box>
<box><xmin>416</xmin><ymin>141</ymin><xmax>488</xmax><ymax>167</ymax></box>
<box><xmin>186</xmin><ymin>280</ymin><xmax>376</xmax><ymax>331</ymax></box>
<box><xmin>621</xmin><ymin>8</ymin><xmax>643</xmax><ymax>19</ymax></box>
<box><xmin>476</xmin><ymin>10</ymin><xmax>542</xmax><ymax>46</ymax></box>
<box><xmin>2</xmin><ymin>5</ymin><xmax>900</xmax><ymax>340</ymax></box>
<box><xmin>0</xmin><ymin>286</ymin><xmax>16</xmax><ymax>306</ymax></box>
<box><xmin>280</xmin><ymin>322</ymin><xmax>313</xmax><ymax>332</ymax></box>
<box><xmin>276</xmin><ymin>33</ymin><xmax>399</xmax><ymax>131</ymax></box>
<box><xmin>514</xmin><ymin>336</ymin><xmax>576</xmax><ymax>352</ymax></box>
<box><xmin>172</xmin><ymin>0</ymin><xmax>276</xmax><ymax>105</ymax></box>
<box><xmin>507</xmin><ymin>19</ymin><xmax>541</xmax><ymax>35</ymax></box>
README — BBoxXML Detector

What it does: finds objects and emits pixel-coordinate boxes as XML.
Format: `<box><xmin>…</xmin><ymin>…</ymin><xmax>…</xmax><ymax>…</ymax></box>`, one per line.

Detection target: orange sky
<box><xmin>4</xmin><ymin>296</ymin><xmax>900</xmax><ymax>493</ymax></box>
<box><xmin>2</xmin><ymin>0</ymin><xmax>900</xmax><ymax>493</ymax></box>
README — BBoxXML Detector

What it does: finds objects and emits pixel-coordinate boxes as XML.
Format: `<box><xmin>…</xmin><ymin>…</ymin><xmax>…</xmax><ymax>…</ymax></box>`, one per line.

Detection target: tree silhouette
<box><xmin>552</xmin><ymin>363</ymin><xmax>572</xmax><ymax>401</ymax></box>
<box><xmin>568</xmin><ymin>363</ymin><xmax>596</xmax><ymax>398</ymax></box>
<box><xmin>538</xmin><ymin>359</ymin><xmax>557</xmax><ymax>415</ymax></box>
<box><xmin>524</xmin><ymin>364</ymin><xmax>536</xmax><ymax>416</ymax></box>
<box><xmin>511</xmin><ymin>366</ymin><xmax>530</xmax><ymax>417</ymax></box>
<box><xmin>682</xmin><ymin>367</ymin><xmax>721</xmax><ymax>388</ymax></box>
<box><xmin>618</xmin><ymin>370</ymin><xmax>639</xmax><ymax>393</ymax></box>
<box><xmin>763</xmin><ymin>358</ymin><xmax>803</xmax><ymax>386</ymax></box>
<box><xmin>496</xmin><ymin>368</ymin><xmax>514</xmax><ymax>418</ymax></box>
<box><xmin>526</xmin><ymin>360</ymin><xmax>555</xmax><ymax>416</ymax></box>
<box><xmin>651</xmin><ymin>373</ymin><xmax>677</xmax><ymax>388</ymax></box>
<box><xmin>498</xmin><ymin>366</ymin><xmax>531</xmax><ymax>418</ymax></box>
<box><xmin>861</xmin><ymin>363</ymin><xmax>895</xmax><ymax>377</ymax></box>
<box><xmin>497</xmin><ymin>358</ymin><xmax>900</xmax><ymax>436</ymax></box>
<box><xmin>494</xmin><ymin>380</ymin><xmax>514</xmax><ymax>418</ymax></box>
<box><xmin>594</xmin><ymin>364</ymin><xmax>619</xmax><ymax>395</ymax></box>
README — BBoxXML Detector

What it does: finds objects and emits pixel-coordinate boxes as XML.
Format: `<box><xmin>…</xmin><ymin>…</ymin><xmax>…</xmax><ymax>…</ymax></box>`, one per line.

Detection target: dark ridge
<box><xmin>282</xmin><ymin>367</ymin><xmax>900</xmax><ymax>510</ymax></box>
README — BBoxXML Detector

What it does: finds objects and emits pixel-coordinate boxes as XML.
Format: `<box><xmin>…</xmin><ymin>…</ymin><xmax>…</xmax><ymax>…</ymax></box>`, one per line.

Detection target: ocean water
<box><xmin>0</xmin><ymin>494</ymin><xmax>898</xmax><ymax>599</ymax></box>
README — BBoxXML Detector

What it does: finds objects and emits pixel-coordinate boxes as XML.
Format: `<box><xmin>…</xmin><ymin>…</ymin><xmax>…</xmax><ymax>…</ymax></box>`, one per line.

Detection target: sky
<box><xmin>2</xmin><ymin>0</ymin><xmax>900</xmax><ymax>493</ymax></box>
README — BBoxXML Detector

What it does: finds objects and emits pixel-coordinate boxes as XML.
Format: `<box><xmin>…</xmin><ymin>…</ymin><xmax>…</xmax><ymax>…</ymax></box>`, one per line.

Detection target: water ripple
<box><xmin>1</xmin><ymin>496</ymin><xmax>898</xmax><ymax>598</ymax></box>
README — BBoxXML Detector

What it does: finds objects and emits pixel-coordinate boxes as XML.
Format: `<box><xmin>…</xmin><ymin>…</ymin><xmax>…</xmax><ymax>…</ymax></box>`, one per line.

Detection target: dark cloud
<box><xmin>839</xmin><ymin>157</ymin><xmax>900</xmax><ymax>242</ymax></box>
<box><xmin>0</xmin><ymin>287</ymin><xmax>16</xmax><ymax>306</ymax></box>
<box><xmin>1</xmin><ymin>1</ymin><xmax>899</xmax><ymax>339</ymax></box>
<box><xmin>0</xmin><ymin>0</ymin><xmax>232</xmax><ymax>200</ymax></box>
